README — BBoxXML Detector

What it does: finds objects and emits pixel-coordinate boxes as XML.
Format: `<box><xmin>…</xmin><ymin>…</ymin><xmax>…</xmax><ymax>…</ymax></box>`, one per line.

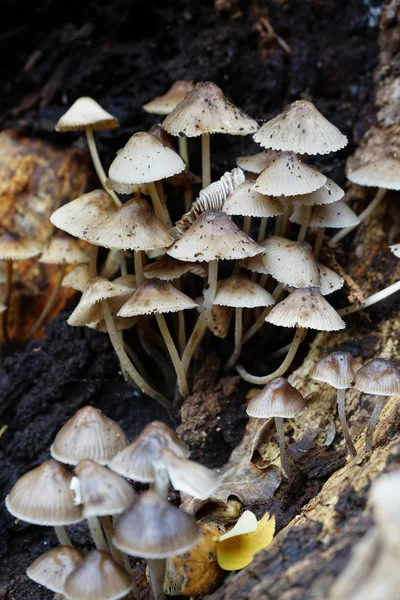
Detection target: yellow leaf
<box><xmin>215</xmin><ymin>511</ymin><xmax>275</xmax><ymax>571</ymax></box>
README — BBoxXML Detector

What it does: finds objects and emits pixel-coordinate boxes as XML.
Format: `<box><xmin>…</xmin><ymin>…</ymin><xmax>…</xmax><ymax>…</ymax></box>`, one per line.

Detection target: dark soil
<box><xmin>0</xmin><ymin>0</ymin><xmax>384</xmax><ymax>598</ymax></box>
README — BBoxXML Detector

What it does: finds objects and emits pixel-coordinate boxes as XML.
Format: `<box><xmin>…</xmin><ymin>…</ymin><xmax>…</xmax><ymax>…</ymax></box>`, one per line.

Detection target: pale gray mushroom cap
<box><xmin>213</xmin><ymin>274</ymin><xmax>275</xmax><ymax>309</ymax></box>
<box><xmin>143</xmin><ymin>80</ymin><xmax>195</xmax><ymax>115</ymax></box>
<box><xmin>117</xmin><ymin>278</ymin><xmax>198</xmax><ymax>317</ymax></box>
<box><xmin>313</xmin><ymin>351</ymin><xmax>362</xmax><ymax>389</ymax></box>
<box><xmin>0</xmin><ymin>229</ymin><xmax>42</xmax><ymax>260</ymax></box>
<box><xmin>347</xmin><ymin>156</ymin><xmax>400</xmax><ymax>190</ymax></box>
<box><xmin>223</xmin><ymin>181</ymin><xmax>283</xmax><ymax>218</ymax></box>
<box><xmin>56</xmin><ymin>97</ymin><xmax>119</xmax><ymax>131</ymax></box>
<box><xmin>236</xmin><ymin>150</ymin><xmax>278</xmax><ymax>174</ymax></box>
<box><xmin>290</xmin><ymin>201</ymin><xmax>360</xmax><ymax>228</ymax></box>
<box><xmin>261</xmin><ymin>236</ymin><xmax>320</xmax><ymax>288</ymax></box>
<box><xmin>247</xmin><ymin>377</ymin><xmax>306</xmax><ymax>419</ymax></box>
<box><xmin>354</xmin><ymin>358</ymin><xmax>400</xmax><ymax>396</ymax></box>
<box><xmin>39</xmin><ymin>234</ymin><xmax>89</xmax><ymax>265</ymax></box>
<box><xmin>27</xmin><ymin>547</ymin><xmax>83</xmax><ymax>594</ymax></box>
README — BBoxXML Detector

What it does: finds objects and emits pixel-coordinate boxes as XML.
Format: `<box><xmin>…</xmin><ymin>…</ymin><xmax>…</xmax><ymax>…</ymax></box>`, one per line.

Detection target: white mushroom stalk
<box><xmin>338</xmin><ymin>280</ymin><xmax>400</xmax><ymax>316</ymax></box>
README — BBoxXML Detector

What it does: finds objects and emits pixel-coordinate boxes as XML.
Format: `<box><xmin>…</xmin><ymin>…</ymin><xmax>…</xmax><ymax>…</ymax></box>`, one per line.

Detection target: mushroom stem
<box><xmin>279</xmin><ymin>201</ymin><xmax>291</xmax><ymax>237</ymax></box>
<box><xmin>259</xmin><ymin>274</ymin><xmax>269</xmax><ymax>288</ymax></box>
<box><xmin>134</xmin><ymin>250</ymin><xmax>144</xmax><ymax>286</ymax></box>
<box><xmin>87</xmin><ymin>516</ymin><xmax>109</xmax><ymax>552</ymax></box>
<box><xmin>365</xmin><ymin>396</ymin><xmax>386</xmax><ymax>455</ymax></box>
<box><xmin>102</xmin><ymin>301</ymin><xmax>173</xmax><ymax>413</ymax></box>
<box><xmin>175</xmin><ymin>279</ymin><xmax>186</xmax><ymax>355</ymax></box>
<box><xmin>155</xmin><ymin>313</ymin><xmax>188</xmax><ymax>398</ymax></box>
<box><xmin>54</xmin><ymin>525</ymin><xmax>73</xmax><ymax>546</ymax></box>
<box><xmin>243</xmin><ymin>216</ymin><xmax>251</xmax><ymax>236</ymax></box>
<box><xmin>328</xmin><ymin>187</ymin><xmax>387</xmax><ymax>247</ymax></box>
<box><xmin>297</xmin><ymin>206</ymin><xmax>311</xmax><ymax>242</ymax></box>
<box><xmin>119</xmin><ymin>251</ymin><xmax>128</xmax><ymax>276</ymax></box>
<box><xmin>182</xmin><ymin>314</ymin><xmax>207</xmax><ymax>377</ymax></box>
<box><xmin>2</xmin><ymin>259</ymin><xmax>13</xmax><ymax>346</ymax></box>
<box><xmin>201</xmin><ymin>133</ymin><xmax>211</xmax><ymax>188</ymax></box>
<box><xmin>147</xmin><ymin>558</ymin><xmax>166</xmax><ymax>600</ymax></box>
<box><xmin>337</xmin><ymin>388</ymin><xmax>357</xmax><ymax>458</ymax></box>
<box><xmin>89</xmin><ymin>246</ymin><xmax>98</xmax><ymax>278</ymax></box>
<box><xmin>225</xmin><ymin>307</ymin><xmax>243</xmax><ymax>370</ymax></box>
<box><xmin>275</xmin><ymin>417</ymin><xmax>291</xmax><ymax>479</ymax></box>
<box><xmin>257</xmin><ymin>217</ymin><xmax>268</xmax><ymax>242</ymax></box>
<box><xmin>237</xmin><ymin>327</ymin><xmax>306</xmax><ymax>384</ymax></box>
<box><xmin>313</xmin><ymin>227</ymin><xmax>325</xmax><ymax>259</ymax></box>
<box><xmin>242</xmin><ymin>284</ymin><xmax>283</xmax><ymax>344</ymax></box>
<box><xmin>25</xmin><ymin>264</ymin><xmax>67</xmax><ymax>340</ymax></box>
<box><xmin>148</xmin><ymin>181</ymin><xmax>172</xmax><ymax>228</ymax></box>
<box><xmin>100</xmin><ymin>516</ymin><xmax>126</xmax><ymax>567</ymax></box>
<box><xmin>152</xmin><ymin>463</ymin><xmax>170</xmax><ymax>500</ymax></box>
<box><xmin>203</xmin><ymin>259</ymin><xmax>218</xmax><ymax>312</ymax></box>
<box><xmin>178</xmin><ymin>138</ymin><xmax>192</xmax><ymax>210</ymax></box>
<box><xmin>338</xmin><ymin>280</ymin><xmax>400</xmax><ymax>316</ymax></box>
<box><xmin>85</xmin><ymin>128</ymin><xmax>121</xmax><ymax>208</ymax></box>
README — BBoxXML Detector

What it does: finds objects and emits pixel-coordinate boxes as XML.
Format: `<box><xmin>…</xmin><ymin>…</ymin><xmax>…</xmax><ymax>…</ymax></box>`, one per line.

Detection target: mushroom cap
<box><xmin>246</xmin><ymin>377</ymin><xmax>306</xmax><ymax>418</ymax></box>
<box><xmin>72</xmin><ymin>459</ymin><xmax>136</xmax><ymax>517</ymax></box>
<box><xmin>0</xmin><ymin>228</ymin><xmax>42</xmax><ymax>260</ymax></box>
<box><xmin>265</xmin><ymin>287</ymin><xmax>346</xmax><ymax>331</ymax></box>
<box><xmin>143</xmin><ymin>80</ymin><xmax>195</xmax><ymax>115</ymax></box>
<box><xmin>213</xmin><ymin>274</ymin><xmax>275</xmax><ymax>309</ymax></box>
<box><xmin>290</xmin><ymin>201</ymin><xmax>360</xmax><ymax>228</ymax></box>
<box><xmin>56</xmin><ymin>97</ymin><xmax>119</xmax><ymax>132</ymax></box>
<box><xmin>162</xmin><ymin>81</ymin><xmax>259</xmax><ymax>138</ymax></box>
<box><xmin>197</xmin><ymin>297</ymin><xmax>233</xmax><ymax>338</ymax></box>
<box><xmin>107</xmin><ymin>132</ymin><xmax>185</xmax><ymax>193</ymax></box>
<box><xmin>144</xmin><ymin>255</ymin><xmax>206</xmax><ymax>280</ymax></box>
<box><xmin>347</xmin><ymin>156</ymin><xmax>400</xmax><ymax>190</ymax></box>
<box><xmin>318</xmin><ymin>264</ymin><xmax>344</xmax><ymax>296</ymax></box>
<box><xmin>62</xmin><ymin>263</ymin><xmax>91</xmax><ymax>292</ymax></box>
<box><xmin>238</xmin><ymin>239</ymin><xmax>269</xmax><ymax>274</ymax></box>
<box><xmin>84</xmin><ymin>197</ymin><xmax>174</xmax><ymax>251</ymax></box>
<box><xmin>113</xmin><ymin>490</ymin><xmax>200</xmax><ymax>558</ymax></box>
<box><xmin>168</xmin><ymin>210</ymin><xmax>264</xmax><ymax>262</ymax></box>
<box><xmin>117</xmin><ymin>278</ymin><xmax>198</xmax><ymax>317</ymax></box>
<box><xmin>236</xmin><ymin>150</ymin><xmax>278</xmax><ymax>174</ymax></box>
<box><xmin>39</xmin><ymin>234</ymin><xmax>89</xmax><ymax>265</ymax></box>
<box><xmin>50</xmin><ymin>406</ymin><xmax>128</xmax><ymax>466</ymax></box>
<box><xmin>253</xmin><ymin>152</ymin><xmax>327</xmax><ymax>197</ymax></box>
<box><xmin>50</xmin><ymin>190</ymin><xmax>117</xmax><ymax>240</ymax></box>
<box><xmin>354</xmin><ymin>358</ymin><xmax>400</xmax><ymax>395</ymax></box>
<box><xmin>27</xmin><ymin>546</ymin><xmax>83</xmax><ymax>594</ymax></box>
<box><xmin>159</xmin><ymin>449</ymin><xmax>220</xmax><ymax>500</ymax></box>
<box><xmin>5</xmin><ymin>460</ymin><xmax>82</xmax><ymax>525</ymax></box>
<box><xmin>67</xmin><ymin>277</ymin><xmax>134</xmax><ymax>327</ymax></box>
<box><xmin>253</xmin><ymin>99</ymin><xmax>347</xmax><ymax>155</ymax></box>
<box><xmin>290</xmin><ymin>178</ymin><xmax>345</xmax><ymax>206</ymax></box>
<box><xmin>223</xmin><ymin>182</ymin><xmax>283</xmax><ymax>218</ymax></box>
<box><xmin>64</xmin><ymin>550</ymin><xmax>133</xmax><ymax>600</ymax></box>
<box><xmin>108</xmin><ymin>421</ymin><xmax>188</xmax><ymax>482</ymax></box>
<box><xmin>312</xmin><ymin>351</ymin><xmax>362</xmax><ymax>389</ymax></box>
<box><xmin>261</xmin><ymin>237</ymin><xmax>320</xmax><ymax>288</ymax></box>
<box><xmin>390</xmin><ymin>243</ymin><xmax>400</xmax><ymax>258</ymax></box>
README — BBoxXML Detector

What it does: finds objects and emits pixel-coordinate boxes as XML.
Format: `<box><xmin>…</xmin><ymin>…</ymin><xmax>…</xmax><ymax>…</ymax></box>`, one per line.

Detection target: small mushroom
<box><xmin>354</xmin><ymin>358</ymin><xmax>400</xmax><ymax>454</ymax></box>
<box><xmin>27</xmin><ymin>546</ymin><xmax>83</xmax><ymax>594</ymax></box>
<box><xmin>158</xmin><ymin>448</ymin><xmax>220</xmax><ymax>500</ymax></box>
<box><xmin>312</xmin><ymin>352</ymin><xmax>362</xmax><ymax>458</ymax></box>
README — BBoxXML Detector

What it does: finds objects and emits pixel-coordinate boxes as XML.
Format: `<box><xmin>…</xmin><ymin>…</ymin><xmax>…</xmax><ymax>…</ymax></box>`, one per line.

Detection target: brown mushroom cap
<box><xmin>39</xmin><ymin>234</ymin><xmax>89</xmax><ymax>265</ymax></box>
<box><xmin>168</xmin><ymin>210</ymin><xmax>264</xmax><ymax>262</ymax></box>
<box><xmin>72</xmin><ymin>459</ymin><xmax>136</xmax><ymax>518</ymax></box>
<box><xmin>108</xmin><ymin>421</ymin><xmax>188</xmax><ymax>482</ymax></box>
<box><xmin>83</xmin><ymin>196</ymin><xmax>174</xmax><ymax>251</ymax></box>
<box><xmin>253</xmin><ymin>152</ymin><xmax>327</xmax><ymax>197</ymax></box>
<box><xmin>265</xmin><ymin>287</ymin><xmax>346</xmax><ymax>331</ymax></box>
<box><xmin>64</xmin><ymin>550</ymin><xmax>133</xmax><ymax>600</ymax></box>
<box><xmin>144</xmin><ymin>255</ymin><xmax>206</xmax><ymax>280</ymax></box>
<box><xmin>56</xmin><ymin>97</ymin><xmax>119</xmax><ymax>132</ymax></box>
<box><xmin>162</xmin><ymin>81</ymin><xmax>259</xmax><ymax>138</ymax></box>
<box><xmin>143</xmin><ymin>80</ymin><xmax>195</xmax><ymax>115</ymax></box>
<box><xmin>213</xmin><ymin>274</ymin><xmax>275</xmax><ymax>308</ymax></box>
<box><xmin>347</xmin><ymin>156</ymin><xmax>400</xmax><ymax>190</ymax></box>
<box><xmin>236</xmin><ymin>150</ymin><xmax>278</xmax><ymax>174</ymax></box>
<box><xmin>117</xmin><ymin>278</ymin><xmax>198</xmax><ymax>317</ymax></box>
<box><xmin>247</xmin><ymin>377</ymin><xmax>306</xmax><ymax>418</ymax></box>
<box><xmin>27</xmin><ymin>546</ymin><xmax>83</xmax><ymax>594</ymax></box>
<box><xmin>291</xmin><ymin>178</ymin><xmax>345</xmax><ymax>206</ymax></box>
<box><xmin>159</xmin><ymin>449</ymin><xmax>220</xmax><ymax>500</ymax></box>
<box><xmin>223</xmin><ymin>181</ymin><xmax>283</xmax><ymax>218</ymax></box>
<box><xmin>0</xmin><ymin>228</ymin><xmax>42</xmax><ymax>261</ymax></box>
<box><xmin>354</xmin><ymin>359</ymin><xmax>400</xmax><ymax>396</ymax></box>
<box><xmin>5</xmin><ymin>460</ymin><xmax>82</xmax><ymax>525</ymax></box>
<box><xmin>253</xmin><ymin>99</ymin><xmax>347</xmax><ymax>155</ymax></box>
<box><xmin>50</xmin><ymin>406</ymin><xmax>128</xmax><ymax>466</ymax></box>
<box><xmin>261</xmin><ymin>237</ymin><xmax>320</xmax><ymax>288</ymax></box>
<box><xmin>312</xmin><ymin>352</ymin><xmax>362</xmax><ymax>389</ymax></box>
<box><xmin>113</xmin><ymin>490</ymin><xmax>200</xmax><ymax>558</ymax></box>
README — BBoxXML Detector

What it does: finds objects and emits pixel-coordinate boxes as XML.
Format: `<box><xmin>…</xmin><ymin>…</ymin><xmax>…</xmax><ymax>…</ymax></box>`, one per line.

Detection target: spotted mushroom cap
<box><xmin>0</xmin><ymin>229</ymin><xmax>42</xmax><ymax>260</ymax></box>
<box><xmin>236</xmin><ymin>150</ymin><xmax>278</xmax><ymax>174</ymax></box>
<box><xmin>27</xmin><ymin>547</ymin><xmax>83</xmax><ymax>594</ymax></box>
<box><xmin>143</xmin><ymin>80</ymin><xmax>195</xmax><ymax>115</ymax></box>
<box><xmin>312</xmin><ymin>351</ymin><xmax>362</xmax><ymax>389</ymax></box>
<box><xmin>162</xmin><ymin>81</ymin><xmax>259</xmax><ymax>138</ymax></box>
<box><xmin>253</xmin><ymin>99</ymin><xmax>347</xmax><ymax>155</ymax></box>
<box><xmin>290</xmin><ymin>178</ymin><xmax>345</xmax><ymax>206</ymax></box>
<box><xmin>261</xmin><ymin>236</ymin><xmax>320</xmax><ymax>289</ymax></box>
<box><xmin>223</xmin><ymin>181</ymin><xmax>283</xmax><ymax>218</ymax></box>
<box><xmin>318</xmin><ymin>264</ymin><xmax>344</xmax><ymax>296</ymax></box>
<box><xmin>39</xmin><ymin>234</ymin><xmax>89</xmax><ymax>265</ymax></box>
<box><xmin>290</xmin><ymin>201</ymin><xmax>360</xmax><ymax>228</ymax></box>
<box><xmin>247</xmin><ymin>377</ymin><xmax>306</xmax><ymax>419</ymax></box>
<box><xmin>354</xmin><ymin>358</ymin><xmax>400</xmax><ymax>396</ymax></box>
<box><xmin>213</xmin><ymin>274</ymin><xmax>275</xmax><ymax>309</ymax></box>
<box><xmin>117</xmin><ymin>278</ymin><xmax>198</xmax><ymax>317</ymax></box>
<box><xmin>56</xmin><ymin>97</ymin><xmax>119</xmax><ymax>132</ymax></box>
<box><xmin>347</xmin><ymin>156</ymin><xmax>400</xmax><ymax>190</ymax></box>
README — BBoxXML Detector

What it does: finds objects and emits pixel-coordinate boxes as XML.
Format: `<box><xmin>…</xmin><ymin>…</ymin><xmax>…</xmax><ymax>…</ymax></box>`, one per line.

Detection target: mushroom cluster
<box><xmin>5</xmin><ymin>406</ymin><xmax>219</xmax><ymax>600</ymax></box>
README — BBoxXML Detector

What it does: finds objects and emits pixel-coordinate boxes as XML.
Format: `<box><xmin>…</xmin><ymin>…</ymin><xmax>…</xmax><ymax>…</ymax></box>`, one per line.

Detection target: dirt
<box><xmin>0</xmin><ymin>0</ymin><xmax>389</xmax><ymax>598</ymax></box>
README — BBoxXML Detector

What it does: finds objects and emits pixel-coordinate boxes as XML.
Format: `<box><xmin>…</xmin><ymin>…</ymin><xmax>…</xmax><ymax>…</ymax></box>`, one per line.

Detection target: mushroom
<box><xmin>117</xmin><ymin>278</ymin><xmax>198</xmax><ymax>398</ymax></box>
<box><xmin>330</xmin><ymin>155</ymin><xmax>400</xmax><ymax>246</ymax></box>
<box><xmin>246</xmin><ymin>377</ymin><xmax>306</xmax><ymax>478</ymax></box>
<box><xmin>64</xmin><ymin>550</ymin><xmax>133</xmax><ymax>600</ymax></box>
<box><xmin>50</xmin><ymin>405</ymin><xmax>127</xmax><ymax>466</ymax></box>
<box><xmin>113</xmin><ymin>490</ymin><xmax>200</xmax><ymax>600</ymax></box>
<box><xmin>55</xmin><ymin>96</ymin><xmax>121</xmax><ymax>207</ymax></box>
<box><xmin>238</xmin><ymin>287</ymin><xmax>345</xmax><ymax>384</ymax></box>
<box><xmin>62</xmin><ymin>263</ymin><xmax>91</xmax><ymax>293</ymax></box>
<box><xmin>353</xmin><ymin>358</ymin><xmax>400</xmax><ymax>454</ymax></box>
<box><xmin>236</xmin><ymin>150</ymin><xmax>278</xmax><ymax>176</ymax></box>
<box><xmin>312</xmin><ymin>352</ymin><xmax>362</xmax><ymax>458</ymax></box>
<box><xmin>5</xmin><ymin>459</ymin><xmax>82</xmax><ymax>546</ymax></box>
<box><xmin>261</xmin><ymin>237</ymin><xmax>321</xmax><ymax>289</ymax></box>
<box><xmin>27</xmin><ymin>546</ymin><xmax>83</xmax><ymax>594</ymax></box>
<box><xmin>162</xmin><ymin>81</ymin><xmax>259</xmax><ymax>188</ymax></box>
<box><xmin>158</xmin><ymin>448</ymin><xmax>220</xmax><ymax>500</ymax></box>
